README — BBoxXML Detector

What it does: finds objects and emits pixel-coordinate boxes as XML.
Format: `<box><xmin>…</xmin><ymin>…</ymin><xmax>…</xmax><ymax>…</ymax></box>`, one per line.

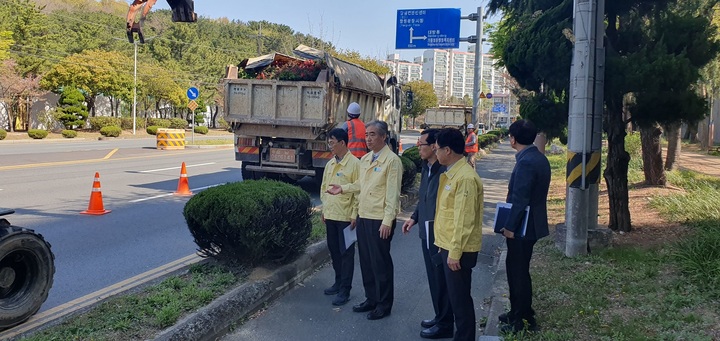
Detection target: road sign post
<box><xmin>187</xmin><ymin>87</ymin><xmax>199</xmax><ymax>144</ymax></box>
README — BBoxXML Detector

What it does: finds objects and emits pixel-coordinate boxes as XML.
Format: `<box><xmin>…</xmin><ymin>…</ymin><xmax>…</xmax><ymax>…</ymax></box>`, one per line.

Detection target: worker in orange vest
<box><xmin>465</xmin><ymin>123</ymin><xmax>479</xmax><ymax>169</ymax></box>
<box><xmin>342</xmin><ymin>102</ymin><xmax>369</xmax><ymax>158</ymax></box>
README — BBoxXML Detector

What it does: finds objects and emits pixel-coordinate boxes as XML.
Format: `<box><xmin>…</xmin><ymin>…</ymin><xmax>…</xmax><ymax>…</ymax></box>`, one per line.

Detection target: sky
<box><xmin>153</xmin><ymin>0</ymin><xmax>501</xmax><ymax>61</ymax></box>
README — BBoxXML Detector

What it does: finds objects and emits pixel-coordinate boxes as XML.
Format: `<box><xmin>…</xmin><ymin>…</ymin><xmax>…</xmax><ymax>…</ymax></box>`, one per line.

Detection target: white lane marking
<box><xmin>139</xmin><ymin>162</ymin><xmax>216</xmax><ymax>173</ymax></box>
<box><xmin>129</xmin><ymin>183</ymin><xmax>225</xmax><ymax>203</ymax></box>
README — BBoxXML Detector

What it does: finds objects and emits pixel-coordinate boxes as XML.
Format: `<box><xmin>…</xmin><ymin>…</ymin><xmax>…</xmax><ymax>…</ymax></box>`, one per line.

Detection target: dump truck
<box><xmin>0</xmin><ymin>209</ymin><xmax>55</xmax><ymax>330</ymax></box>
<box><xmin>422</xmin><ymin>106</ymin><xmax>484</xmax><ymax>133</ymax></box>
<box><xmin>223</xmin><ymin>45</ymin><xmax>402</xmax><ymax>182</ymax></box>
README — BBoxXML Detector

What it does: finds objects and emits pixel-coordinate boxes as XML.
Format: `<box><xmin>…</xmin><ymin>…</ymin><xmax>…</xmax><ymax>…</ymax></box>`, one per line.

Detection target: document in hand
<box><xmin>343</xmin><ymin>225</ymin><xmax>357</xmax><ymax>251</ymax></box>
<box><xmin>425</xmin><ymin>220</ymin><xmax>434</xmax><ymax>250</ymax></box>
<box><xmin>493</xmin><ymin>202</ymin><xmax>530</xmax><ymax>238</ymax></box>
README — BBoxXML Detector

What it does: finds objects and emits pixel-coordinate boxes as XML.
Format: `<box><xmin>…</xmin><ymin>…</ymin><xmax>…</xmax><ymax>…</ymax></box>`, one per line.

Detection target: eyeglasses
<box><xmin>434</xmin><ymin>146</ymin><xmax>448</xmax><ymax>154</ymax></box>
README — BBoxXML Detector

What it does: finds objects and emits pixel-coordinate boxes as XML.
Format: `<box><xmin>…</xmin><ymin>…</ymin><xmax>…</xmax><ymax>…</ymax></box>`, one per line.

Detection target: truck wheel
<box><xmin>0</xmin><ymin>230</ymin><xmax>55</xmax><ymax>329</ymax></box>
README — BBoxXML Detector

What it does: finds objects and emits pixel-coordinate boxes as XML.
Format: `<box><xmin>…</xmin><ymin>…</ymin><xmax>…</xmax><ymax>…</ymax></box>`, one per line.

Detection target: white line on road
<box><xmin>139</xmin><ymin>162</ymin><xmax>216</xmax><ymax>173</ymax></box>
<box><xmin>129</xmin><ymin>183</ymin><xmax>226</xmax><ymax>203</ymax></box>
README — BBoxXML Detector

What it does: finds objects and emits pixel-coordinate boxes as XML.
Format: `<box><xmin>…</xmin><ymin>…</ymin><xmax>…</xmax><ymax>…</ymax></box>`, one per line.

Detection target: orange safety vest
<box><xmin>347</xmin><ymin>118</ymin><xmax>368</xmax><ymax>158</ymax></box>
<box><xmin>465</xmin><ymin>131</ymin><xmax>478</xmax><ymax>153</ymax></box>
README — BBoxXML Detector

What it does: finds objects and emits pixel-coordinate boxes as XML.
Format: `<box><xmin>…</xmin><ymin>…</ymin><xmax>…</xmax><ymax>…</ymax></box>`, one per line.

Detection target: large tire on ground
<box><xmin>0</xmin><ymin>228</ymin><xmax>55</xmax><ymax>330</ymax></box>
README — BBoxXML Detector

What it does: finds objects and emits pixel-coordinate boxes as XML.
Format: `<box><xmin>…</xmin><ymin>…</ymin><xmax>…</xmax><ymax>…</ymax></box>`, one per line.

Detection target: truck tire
<box><xmin>0</xmin><ymin>229</ymin><xmax>55</xmax><ymax>329</ymax></box>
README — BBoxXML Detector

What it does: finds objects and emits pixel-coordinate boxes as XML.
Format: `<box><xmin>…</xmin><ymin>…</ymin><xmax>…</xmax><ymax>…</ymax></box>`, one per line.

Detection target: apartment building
<box><xmin>381</xmin><ymin>54</ymin><xmax>423</xmax><ymax>85</ymax></box>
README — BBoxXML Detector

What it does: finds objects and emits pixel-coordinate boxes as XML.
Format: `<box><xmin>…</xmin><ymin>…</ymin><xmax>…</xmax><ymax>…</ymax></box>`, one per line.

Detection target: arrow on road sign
<box><xmin>409</xmin><ymin>27</ymin><xmax>428</xmax><ymax>44</ymax></box>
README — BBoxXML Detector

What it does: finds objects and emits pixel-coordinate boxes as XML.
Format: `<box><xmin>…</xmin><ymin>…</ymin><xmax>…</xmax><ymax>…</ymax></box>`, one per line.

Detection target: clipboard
<box><xmin>493</xmin><ymin>202</ymin><xmax>530</xmax><ymax>238</ymax></box>
<box><xmin>343</xmin><ymin>225</ymin><xmax>357</xmax><ymax>251</ymax></box>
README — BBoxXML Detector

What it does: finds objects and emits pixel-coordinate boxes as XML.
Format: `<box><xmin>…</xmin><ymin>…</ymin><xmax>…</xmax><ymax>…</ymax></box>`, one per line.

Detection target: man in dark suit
<box><xmin>401</xmin><ymin>129</ymin><xmax>454</xmax><ymax>339</ymax></box>
<box><xmin>500</xmin><ymin>119</ymin><xmax>551</xmax><ymax>333</ymax></box>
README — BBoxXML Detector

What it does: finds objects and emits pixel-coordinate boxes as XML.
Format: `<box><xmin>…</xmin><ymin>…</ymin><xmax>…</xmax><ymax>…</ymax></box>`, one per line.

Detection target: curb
<box><xmin>484</xmin><ymin>249</ymin><xmax>508</xmax><ymax>337</ymax></box>
<box><xmin>154</xmin><ymin>241</ymin><xmax>330</xmax><ymax>341</ymax></box>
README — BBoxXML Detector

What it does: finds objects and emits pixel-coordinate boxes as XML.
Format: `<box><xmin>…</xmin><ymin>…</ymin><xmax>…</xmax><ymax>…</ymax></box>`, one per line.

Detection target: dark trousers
<box><xmin>357</xmin><ymin>217</ymin><xmax>395</xmax><ymax>312</ymax></box>
<box><xmin>325</xmin><ymin>219</ymin><xmax>355</xmax><ymax>294</ymax></box>
<box><xmin>505</xmin><ymin>238</ymin><xmax>537</xmax><ymax>321</ymax></box>
<box><xmin>441</xmin><ymin>249</ymin><xmax>478</xmax><ymax>341</ymax></box>
<box><xmin>421</xmin><ymin>238</ymin><xmax>454</xmax><ymax>329</ymax></box>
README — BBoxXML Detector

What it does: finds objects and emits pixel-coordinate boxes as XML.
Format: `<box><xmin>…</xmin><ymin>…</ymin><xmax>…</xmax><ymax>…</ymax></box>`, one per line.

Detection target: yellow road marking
<box><xmin>102</xmin><ymin>148</ymin><xmax>119</xmax><ymax>159</ymax></box>
<box><xmin>0</xmin><ymin>148</ymin><xmax>224</xmax><ymax>171</ymax></box>
<box><xmin>0</xmin><ymin>253</ymin><xmax>204</xmax><ymax>339</ymax></box>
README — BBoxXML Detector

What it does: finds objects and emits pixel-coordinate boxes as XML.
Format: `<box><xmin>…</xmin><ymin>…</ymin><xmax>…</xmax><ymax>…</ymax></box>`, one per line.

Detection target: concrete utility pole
<box><xmin>565</xmin><ymin>0</ymin><xmax>605</xmax><ymax>257</ymax></box>
<box><xmin>461</xmin><ymin>7</ymin><xmax>484</xmax><ymax>126</ymax></box>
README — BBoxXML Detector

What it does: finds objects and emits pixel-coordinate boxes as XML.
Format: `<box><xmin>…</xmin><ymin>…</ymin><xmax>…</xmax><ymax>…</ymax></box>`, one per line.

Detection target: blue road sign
<box><xmin>395</xmin><ymin>8</ymin><xmax>461</xmax><ymax>50</ymax></box>
<box><xmin>492</xmin><ymin>104</ymin><xmax>507</xmax><ymax>113</ymax></box>
<box><xmin>486</xmin><ymin>93</ymin><xmax>493</xmax><ymax>99</ymax></box>
<box><xmin>187</xmin><ymin>87</ymin><xmax>199</xmax><ymax>100</ymax></box>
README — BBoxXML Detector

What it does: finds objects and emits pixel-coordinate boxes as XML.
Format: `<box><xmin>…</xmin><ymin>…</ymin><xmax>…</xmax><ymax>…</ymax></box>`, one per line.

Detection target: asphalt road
<box><xmin>221</xmin><ymin>143</ymin><xmax>517</xmax><ymax>341</ymax></box>
<box><xmin>0</xmin><ymin>132</ymin><xmax>419</xmax><ymax>315</ymax></box>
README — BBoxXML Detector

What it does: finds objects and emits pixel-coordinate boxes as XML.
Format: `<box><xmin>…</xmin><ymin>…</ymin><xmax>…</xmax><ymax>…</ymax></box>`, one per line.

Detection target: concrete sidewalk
<box><xmin>220</xmin><ymin>143</ymin><xmax>518</xmax><ymax>341</ymax></box>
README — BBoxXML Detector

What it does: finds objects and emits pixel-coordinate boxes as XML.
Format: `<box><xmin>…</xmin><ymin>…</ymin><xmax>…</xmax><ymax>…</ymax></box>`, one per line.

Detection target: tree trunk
<box><xmin>640</xmin><ymin>123</ymin><xmax>666</xmax><ymax>186</ymax></box>
<box><xmin>604</xmin><ymin>107</ymin><xmax>632</xmax><ymax>232</ymax></box>
<box><xmin>211</xmin><ymin>104</ymin><xmax>218</xmax><ymax>128</ymax></box>
<box><xmin>86</xmin><ymin>95</ymin><xmax>96</xmax><ymax>118</ymax></box>
<box><xmin>664</xmin><ymin>122</ymin><xmax>682</xmax><ymax>171</ymax></box>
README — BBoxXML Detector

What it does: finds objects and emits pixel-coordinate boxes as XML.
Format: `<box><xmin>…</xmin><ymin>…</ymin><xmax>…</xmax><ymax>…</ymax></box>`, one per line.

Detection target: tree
<box><xmin>41</xmin><ymin>49</ymin><xmax>133</xmax><ymax>116</ymax></box>
<box><xmin>56</xmin><ymin>87</ymin><xmax>88</xmax><ymax>129</ymax></box>
<box><xmin>0</xmin><ymin>59</ymin><xmax>40</xmax><ymax>131</ymax></box>
<box><xmin>401</xmin><ymin>80</ymin><xmax>438</xmax><ymax>127</ymax></box>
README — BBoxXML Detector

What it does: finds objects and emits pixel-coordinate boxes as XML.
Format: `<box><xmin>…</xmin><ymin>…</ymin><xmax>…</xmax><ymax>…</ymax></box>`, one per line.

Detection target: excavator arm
<box><xmin>127</xmin><ymin>0</ymin><xmax>196</xmax><ymax>43</ymax></box>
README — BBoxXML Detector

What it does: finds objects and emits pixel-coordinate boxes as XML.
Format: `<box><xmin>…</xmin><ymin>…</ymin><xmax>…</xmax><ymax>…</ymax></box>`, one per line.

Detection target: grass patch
<box><xmin>24</xmin><ymin>263</ymin><xmax>242</xmax><ymax>341</ymax></box>
<box><xmin>309</xmin><ymin>212</ymin><xmax>325</xmax><ymax>243</ymax></box>
<box><xmin>185</xmin><ymin>138</ymin><xmax>233</xmax><ymax>145</ymax></box>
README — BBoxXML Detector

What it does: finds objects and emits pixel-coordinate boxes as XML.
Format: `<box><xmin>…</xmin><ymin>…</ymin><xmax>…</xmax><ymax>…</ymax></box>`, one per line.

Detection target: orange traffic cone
<box><xmin>398</xmin><ymin>141</ymin><xmax>403</xmax><ymax>154</ymax></box>
<box><xmin>81</xmin><ymin>172</ymin><xmax>111</xmax><ymax>215</ymax></box>
<box><xmin>174</xmin><ymin>162</ymin><xmax>193</xmax><ymax>196</ymax></box>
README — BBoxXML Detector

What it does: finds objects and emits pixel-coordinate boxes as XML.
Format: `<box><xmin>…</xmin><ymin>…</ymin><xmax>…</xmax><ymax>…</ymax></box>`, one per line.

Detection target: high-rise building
<box><xmin>381</xmin><ymin>54</ymin><xmax>422</xmax><ymax>85</ymax></box>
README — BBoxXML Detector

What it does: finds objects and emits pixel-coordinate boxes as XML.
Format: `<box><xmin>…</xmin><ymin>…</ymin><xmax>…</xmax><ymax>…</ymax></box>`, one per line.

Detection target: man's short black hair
<box><xmin>509</xmin><ymin>119</ymin><xmax>537</xmax><ymax>145</ymax></box>
<box><xmin>421</xmin><ymin>128</ymin><xmax>440</xmax><ymax>145</ymax></box>
<box><xmin>436</xmin><ymin>128</ymin><xmax>465</xmax><ymax>155</ymax></box>
<box><xmin>327</xmin><ymin>128</ymin><xmax>348</xmax><ymax>145</ymax></box>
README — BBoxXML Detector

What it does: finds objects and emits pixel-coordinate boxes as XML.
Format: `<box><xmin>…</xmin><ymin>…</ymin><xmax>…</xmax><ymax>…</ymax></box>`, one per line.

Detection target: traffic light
<box><xmin>406</xmin><ymin>90</ymin><xmax>414</xmax><ymax>109</ymax></box>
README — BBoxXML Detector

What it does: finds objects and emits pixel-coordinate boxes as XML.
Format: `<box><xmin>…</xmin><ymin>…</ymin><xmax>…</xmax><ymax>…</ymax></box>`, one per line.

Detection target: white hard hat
<box><xmin>347</xmin><ymin>102</ymin><xmax>361</xmax><ymax>117</ymax></box>
<box><xmin>467</xmin><ymin>123</ymin><xmax>475</xmax><ymax>129</ymax></box>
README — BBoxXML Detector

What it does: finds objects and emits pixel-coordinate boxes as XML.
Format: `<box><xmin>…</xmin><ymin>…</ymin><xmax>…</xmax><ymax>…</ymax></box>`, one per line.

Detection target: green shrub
<box><xmin>148</xmin><ymin>118</ymin><xmax>172</xmax><ymax>128</ymax></box>
<box><xmin>625</xmin><ymin>132</ymin><xmax>643</xmax><ymax>170</ymax></box>
<box><xmin>478</xmin><ymin>133</ymin><xmax>499</xmax><ymax>149</ymax></box>
<box><xmin>120</xmin><ymin>117</ymin><xmax>147</xmax><ymax>130</ymax></box>
<box><xmin>183</xmin><ymin>180</ymin><xmax>312</xmax><ymax>265</ymax></box>
<box><xmin>402</xmin><ymin>146</ymin><xmax>422</xmax><ymax>172</ymax></box>
<box><xmin>169</xmin><ymin>118</ymin><xmax>188</xmax><ymax>129</ymax></box>
<box><xmin>88</xmin><ymin>117</ymin><xmax>121</xmax><ymax>131</ymax></box>
<box><xmin>147</xmin><ymin>125</ymin><xmax>160</xmax><ymax>135</ymax></box>
<box><xmin>28</xmin><ymin>129</ymin><xmax>48</xmax><ymax>139</ymax></box>
<box><xmin>194</xmin><ymin>126</ymin><xmax>209</xmax><ymax>134</ymax></box>
<box><xmin>400</xmin><ymin>155</ymin><xmax>418</xmax><ymax>192</ymax></box>
<box><xmin>61</xmin><ymin>129</ymin><xmax>77</xmax><ymax>138</ymax></box>
<box><xmin>0</xmin><ymin>128</ymin><xmax>6</xmax><ymax>140</ymax></box>
<box><xmin>100</xmin><ymin>126</ymin><xmax>122</xmax><ymax>137</ymax></box>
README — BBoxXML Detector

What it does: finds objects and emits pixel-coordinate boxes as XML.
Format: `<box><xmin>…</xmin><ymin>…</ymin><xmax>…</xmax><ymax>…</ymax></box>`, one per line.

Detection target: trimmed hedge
<box><xmin>169</xmin><ymin>118</ymin><xmax>188</xmax><ymax>129</ymax></box>
<box><xmin>28</xmin><ymin>129</ymin><xmax>48</xmax><ymax>139</ymax></box>
<box><xmin>146</xmin><ymin>126</ymin><xmax>160</xmax><ymax>135</ymax></box>
<box><xmin>0</xmin><ymin>129</ymin><xmax>6</xmax><ymax>140</ymax></box>
<box><xmin>402</xmin><ymin>146</ymin><xmax>422</xmax><ymax>172</ymax></box>
<box><xmin>400</xmin><ymin>155</ymin><xmax>418</xmax><ymax>192</ymax></box>
<box><xmin>183</xmin><ymin>180</ymin><xmax>312</xmax><ymax>265</ymax></box>
<box><xmin>100</xmin><ymin>126</ymin><xmax>122</xmax><ymax>137</ymax></box>
<box><xmin>61</xmin><ymin>130</ymin><xmax>77</xmax><ymax>138</ymax></box>
<box><xmin>88</xmin><ymin>117</ymin><xmax>121</xmax><ymax>131</ymax></box>
<box><xmin>194</xmin><ymin>126</ymin><xmax>209</xmax><ymax>134</ymax></box>
<box><xmin>148</xmin><ymin>118</ymin><xmax>172</xmax><ymax>128</ymax></box>
<box><xmin>478</xmin><ymin>133</ymin><xmax>500</xmax><ymax>149</ymax></box>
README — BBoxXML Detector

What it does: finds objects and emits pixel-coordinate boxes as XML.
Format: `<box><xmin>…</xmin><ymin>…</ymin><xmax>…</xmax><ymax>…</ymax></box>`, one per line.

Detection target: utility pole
<box><xmin>133</xmin><ymin>40</ymin><xmax>137</xmax><ymax>135</ymax></box>
<box><xmin>460</xmin><ymin>7</ymin><xmax>483</xmax><ymax>126</ymax></box>
<box><xmin>565</xmin><ymin>0</ymin><xmax>605</xmax><ymax>257</ymax></box>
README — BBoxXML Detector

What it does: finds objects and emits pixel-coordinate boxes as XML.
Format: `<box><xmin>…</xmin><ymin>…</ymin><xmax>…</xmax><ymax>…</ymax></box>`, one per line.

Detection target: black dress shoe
<box><xmin>421</xmin><ymin>318</ymin><xmax>437</xmax><ymax>328</ymax></box>
<box><xmin>420</xmin><ymin>325</ymin><xmax>453</xmax><ymax>339</ymax></box>
<box><xmin>352</xmin><ymin>300</ymin><xmax>376</xmax><ymax>313</ymax></box>
<box><xmin>366</xmin><ymin>308</ymin><xmax>391</xmax><ymax>320</ymax></box>
<box><xmin>323</xmin><ymin>284</ymin><xmax>340</xmax><ymax>295</ymax></box>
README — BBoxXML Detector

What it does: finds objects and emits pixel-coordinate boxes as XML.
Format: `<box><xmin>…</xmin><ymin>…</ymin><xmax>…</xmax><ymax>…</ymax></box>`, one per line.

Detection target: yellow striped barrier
<box><xmin>157</xmin><ymin>128</ymin><xmax>186</xmax><ymax>150</ymax></box>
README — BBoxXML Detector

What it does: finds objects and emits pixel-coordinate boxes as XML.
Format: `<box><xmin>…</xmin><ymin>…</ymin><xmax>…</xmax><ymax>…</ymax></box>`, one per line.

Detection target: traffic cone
<box><xmin>81</xmin><ymin>172</ymin><xmax>111</xmax><ymax>215</ymax></box>
<box><xmin>174</xmin><ymin>162</ymin><xmax>193</xmax><ymax>196</ymax></box>
<box><xmin>398</xmin><ymin>141</ymin><xmax>403</xmax><ymax>154</ymax></box>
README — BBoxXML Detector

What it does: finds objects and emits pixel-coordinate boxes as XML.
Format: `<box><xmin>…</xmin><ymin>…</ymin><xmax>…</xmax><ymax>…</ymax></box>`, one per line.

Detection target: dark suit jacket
<box><xmin>410</xmin><ymin>160</ymin><xmax>445</xmax><ymax>239</ymax></box>
<box><xmin>503</xmin><ymin>145</ymin><xmax>551</xmax><ymax>240</ymax></box>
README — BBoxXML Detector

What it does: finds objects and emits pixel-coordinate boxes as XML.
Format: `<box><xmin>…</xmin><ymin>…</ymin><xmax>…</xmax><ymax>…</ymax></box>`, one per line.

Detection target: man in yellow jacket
<box><xmin>433</xmin><ymin>128</ymin><xmax>484</xmax><ymax>341</ymax></box>
<box><xmin>320</xmin><ymin>128</ymin><xmax>360</xmax><ymax>306</ymax></box>
<box><xmin>327</xmin><ymin>120</ymin><xmax>402</xmax><ymax>321</ymax></box>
